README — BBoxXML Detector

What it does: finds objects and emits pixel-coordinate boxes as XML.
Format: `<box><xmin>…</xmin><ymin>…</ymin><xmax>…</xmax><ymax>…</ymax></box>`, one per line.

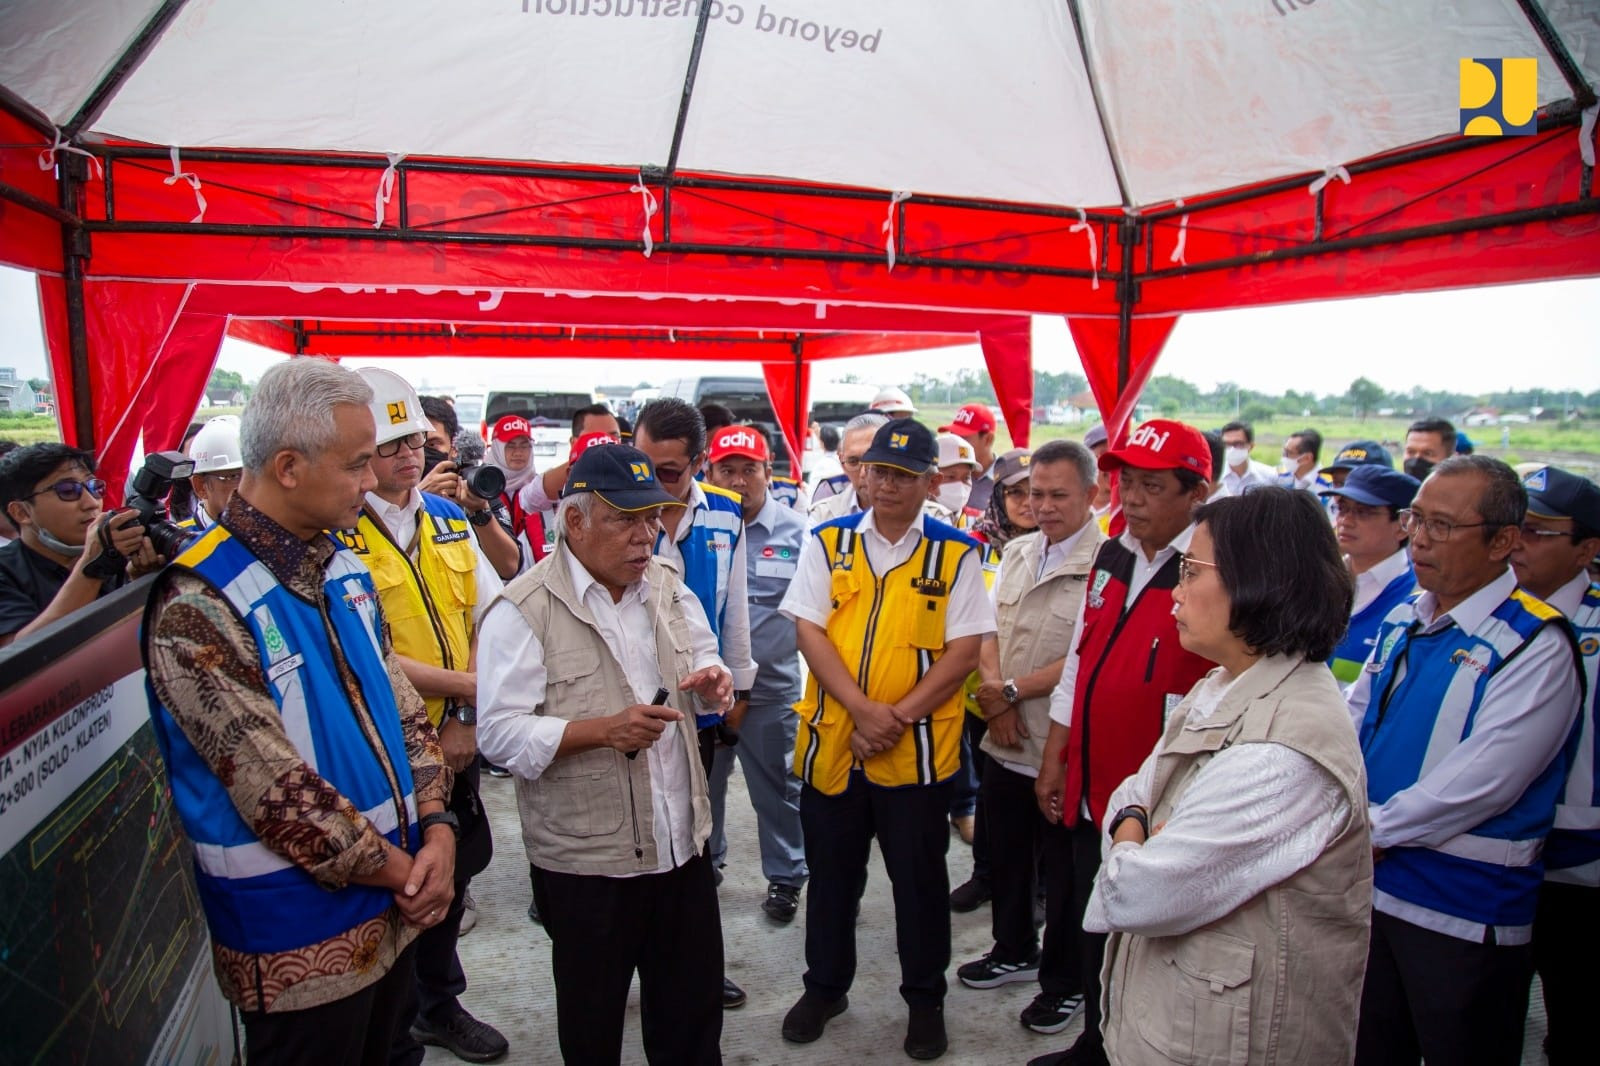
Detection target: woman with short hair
<box><xmin>1087</xmin><ymin>486</ymin><xmax>1373</xmax><ymax>1065</ymax></box>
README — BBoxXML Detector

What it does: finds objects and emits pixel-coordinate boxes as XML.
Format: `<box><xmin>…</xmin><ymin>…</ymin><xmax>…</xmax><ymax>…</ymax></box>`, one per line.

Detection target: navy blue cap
<box><xmin>1454</xmin><ymin>432</ymin><xmax>1475</xmax><ymax>454</ymax></box>
<box><xmin>562</xmin><ymin>443</ymin><xmax>684</xmax><ymax>512</ymax></box>
<box><xmin>1524</xmin><ymin>466</ymin><xmax>1600</xmax><ymax>534</ymax></box>
<box><xmin>1319</xmin><ymin>464</ymin><xmax>1420</xmax><ymax>509</ymax></box>
<box><xmin>1319</xmin><ymin>439</ymin><xmax>1392</xmax><ymax>474</ymax></box>
<box><xmin>861</xmin><ymin>418</ymin><xmax>937</xmax><ymax>476</ymax></box>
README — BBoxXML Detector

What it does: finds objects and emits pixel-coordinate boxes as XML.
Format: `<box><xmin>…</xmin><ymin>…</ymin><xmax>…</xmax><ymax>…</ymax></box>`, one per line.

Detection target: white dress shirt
<box><xmin>780</xmin><ymin>509</ymin><xmax>995</xmax><ymax>642</ymax></box>
<box><xmin>1546</xmin><ymin>570</ymin><xmax>1591</xmax><ymax>617</ymax></box>
<box><xmin>363</xmin><ymin>489</ymin><xmax>504</xmax><ymax>624</ymax></box>
<box><xmin>1221</xmin><ymin>459</ymin><xmax>1276</xmax><ymax>496</ymax></box>
<box><xmin>1048</xmin><ymin>525</ymin><xmax>1196</xmax><ymax>731</ymax></box>
<box><xmin>1345</xmin><ymin>567</ymin><xmax>1584</xmax><ymax>853</ymax></box>
<box><xmin>1350</xmin><ymin>547</ymin><xmax>1412</xmax><ymax>616</ymax></box>
<box><xmin>475</xmin><ymin>548</ymin><xmax>726</xmax><ymax>875</ymax></box>
<box><xmin>1081</xmin><ymin>665</ymin><xmax>1351</xmax><ymax>937</ymax></box>
<box><xmin>655</xmin><ymin>481</ymin><xmax>757</xmax><ymax>691</ymax></box>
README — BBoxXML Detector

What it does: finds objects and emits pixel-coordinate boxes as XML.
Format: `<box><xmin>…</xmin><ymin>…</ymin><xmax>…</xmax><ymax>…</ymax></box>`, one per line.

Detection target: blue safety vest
<box><xmin>1547</xmin><ymin>583</ymin><xmax>1600</xmax><ymax>883</ymax></box>
<box><xmin>658</xmin><ymin>484</ymin><xmax>743</xmax><ymax>727</ymax></box>
<box><xmin>1330</xmin><ymin>563</ymin><xmax>1416</xmax><ymax>684</ymax></box>
<box><xmin>1359</xmin><ymin>588</ymin><xmax>1580</xmax><ymax>939</ymax></box>
<box><xmin>144</xmin><ymin>525</ymin><xmax>419</xmax><ymax>955</ymax></box>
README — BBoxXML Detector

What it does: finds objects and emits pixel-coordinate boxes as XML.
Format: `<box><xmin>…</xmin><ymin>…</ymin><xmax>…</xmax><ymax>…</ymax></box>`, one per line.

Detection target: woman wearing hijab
<box><xmin>1087</xmin><ymin>486</ymin><xmax>1373</xmax><ymax>1065</ymax></box>
<box><xmin>488</xmin><ymin>415</ymin><xmax>543</xmax><ymax>570</ymax></box>
<box><xmin>972</xmin><ymin>448</ymin><xmax>1038</xmax><ymax>552</ymax></box>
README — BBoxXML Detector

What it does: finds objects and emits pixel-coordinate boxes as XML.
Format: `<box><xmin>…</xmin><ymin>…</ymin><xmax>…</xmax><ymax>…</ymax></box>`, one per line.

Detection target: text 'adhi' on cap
<box><xmin>935</xmin><ymin>433</ymin><xmax>979</xmax><ymax>470</ymax></box>
<box><xmin>491</xmin><ymin>415</ymin><xmax>532</xmax><ymax>441</ymax></box>
<box><xmin>1098</xmin><ymin>419</ymin><xmax>1211</xmax><ymax>481</ymax></box>
<box><xmin>562</xmin><ymin>443</ymin><xmax>684</xmax><ymax>512</ymax></box>
<box><xmin>861</xmin><ymin>418</ymin><xmax>937</xmax><ymax>475</ymax></box>
<box><xmin>1523</xmin><ymin>465</ymin><xmax>1600</xmax><ymax>533</ymax></box>
<box><xmin>994</xmin><ymin>448</ymin><xmax>1033</xmax><ymax>486</ymax></box>
<box><xmin>1318</xmin><ymin>465</ymin><xmax>1420</xmax><ymax>510</ymax></box>
<box><xmin>357</xmin><ymin>366</ymin><xmax>431</xmax><ymax>446</ymax></box>
<box><xmin>1320</xmin><ymin>439</ymin><xmax>1393</xmax><ymax>474</ymax></box>
<box><xmin>568</xmin><ymin>430</ymin><xmax>620</xmax><ymax>466</ymax></box>
<box><xmin>708</xmin><ymin>425</ymin><xmax>770</xmax><ymax>464</ymax></box>
<box><xmin>939</xmin><ymin>403</ymin><xmax>996</xmax><ymax>438</ymax></box>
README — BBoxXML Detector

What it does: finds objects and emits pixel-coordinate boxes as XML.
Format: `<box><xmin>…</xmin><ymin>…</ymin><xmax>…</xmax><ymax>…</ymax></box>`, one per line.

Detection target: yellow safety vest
<box><xmin>335</xmin><ymin>495</ymin><xmax>477</xmax><ymax>727</ymax></box>
<box><xmin>794</xmin><ymin>518</ymin><xmax>974</xmax><ymax>795</ymax></box>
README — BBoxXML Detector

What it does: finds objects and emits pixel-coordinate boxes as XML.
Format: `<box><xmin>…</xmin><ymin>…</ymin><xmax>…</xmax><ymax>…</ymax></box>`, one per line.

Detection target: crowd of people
<box><xmin>0</xmin><ymin>371</ymin><xmax>1596</xmax><ymax>1066</ymax></box>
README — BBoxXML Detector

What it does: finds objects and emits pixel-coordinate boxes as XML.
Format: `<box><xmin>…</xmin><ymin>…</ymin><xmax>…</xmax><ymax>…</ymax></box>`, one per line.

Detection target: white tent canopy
<box><xmin>3</xmin><ymin>0</ymin><xmax>1596</xmax><ymax>208</ymax></box>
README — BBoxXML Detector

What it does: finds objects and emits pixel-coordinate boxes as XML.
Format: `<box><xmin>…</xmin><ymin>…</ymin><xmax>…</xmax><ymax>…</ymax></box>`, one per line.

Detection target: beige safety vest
<box><xmin>980</xmin><ymin>524</ymin><xmax>1104</xmax><ymax>771</ymax></box>
<box><xmin>1099</xmin><ymin>655</ymin><xmax>1373</xmax><ymax>1066</ymax></box>
<box><xmin>501</xmin><ymin>542</ymin><xmax>710</xmax><ymax>877</ymax></box>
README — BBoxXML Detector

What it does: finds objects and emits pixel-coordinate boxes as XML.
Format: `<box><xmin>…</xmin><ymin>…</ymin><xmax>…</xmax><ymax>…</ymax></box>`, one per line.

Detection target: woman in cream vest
<box><xmin>1087</xmin><ymin>487</ymin><xmax>1373</xmax><ymax>1065</ymax></box>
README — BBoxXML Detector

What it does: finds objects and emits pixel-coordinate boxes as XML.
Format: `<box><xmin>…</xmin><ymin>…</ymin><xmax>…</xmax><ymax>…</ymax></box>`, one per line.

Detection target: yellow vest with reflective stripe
<box><xmin>335</xmin><ymin>495</ymin><xmax>476</xmax><ymax>727</ymax></box>
<box><xmin>793</xmin><ymin>517</ymin><xmax>974</xmax><ymax>794</ymax></box>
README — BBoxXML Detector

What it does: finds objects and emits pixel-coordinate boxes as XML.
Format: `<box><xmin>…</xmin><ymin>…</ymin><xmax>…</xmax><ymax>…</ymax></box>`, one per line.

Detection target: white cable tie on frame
<box><xmin>1308</xmin><ymin>165</ymin><xmax>1351</xmax><ymax>195</ymax></box>
<box><xmin>882</xmin><ymin>190</ymin><xmax>912</xmax><ymax>270</ymax></box>
<box><xmin>629</xmin><ymin>172</ymin><xmax>659</xmax><ymax>257</ymax></box>
<box><xmin>1169</xmin><ymin>199</ymin><xmax>1189</xmax><ymax>266</ymax></box>
<box><xmin>37</xmin><ymin>127</ymin><xmax>102</xmax><ymax>178</ymax></box>
<box><xmin>374</xmin><ymin>153</ymin><xmax>404</xmax><ymax>228</ymax></box>
<box><xmin>1069</xmin><ymin>207</ymin><xmax>1099</xmax><ymax>290</ymax></box>
<box><xmin>1579</xmin><ymin>103</ymin><xmax>1597</xmax><ymax>168</ymax></box>
<box><xmin>163</xmin><ymin>146</ymin><xmax>207</xmax><ymax>223</ymax></box>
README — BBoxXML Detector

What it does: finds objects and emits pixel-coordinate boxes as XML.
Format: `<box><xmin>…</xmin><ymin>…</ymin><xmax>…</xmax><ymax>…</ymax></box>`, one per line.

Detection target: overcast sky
<box><xmin>2</xmin><ymin>265</ymin><xmax>1596</xmax><ymax>399</ymax></box>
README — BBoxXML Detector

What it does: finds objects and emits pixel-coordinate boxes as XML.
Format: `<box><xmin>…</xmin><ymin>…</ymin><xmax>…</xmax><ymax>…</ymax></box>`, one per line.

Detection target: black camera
<box><xmin>124</xmin><ymin>450</ymin><xmax>199</xmax><ymax>560</ymax></box>
<box><xmin>459</xmin><ymin>463</ymin><xmax>505</xmax><ymax>501</ymax></box>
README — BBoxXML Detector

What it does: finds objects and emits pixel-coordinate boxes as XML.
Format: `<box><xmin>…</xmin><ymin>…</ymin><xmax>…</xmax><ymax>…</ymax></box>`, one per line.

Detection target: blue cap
<box><xmin>562</xmin><ymin>443</ymin><xmax>685</xmax><ymax>512</ymax></box>
<box><xmin>1319</xmin><ymin>465</ymin><xmax>1420</xmax><ymax>509</ymax></box>
<box><xmin>1523</xmin><ymin>466</ymin><xmax>1600</xmax><ymax>534</ymax></box>
<box><xmin>860</xmin><ymin>418</ymin><xmax>938</xmax><ymax>475</ymax></box>
<box><xmin>1319</xmin><ymin>440</ymin><xmax>1392</xmax><ymax>475</ymax></box>
<box><xmin>1454</xmin><ymin>432</ymin><xmax>1475</xmax><ymax>454</ymax></box>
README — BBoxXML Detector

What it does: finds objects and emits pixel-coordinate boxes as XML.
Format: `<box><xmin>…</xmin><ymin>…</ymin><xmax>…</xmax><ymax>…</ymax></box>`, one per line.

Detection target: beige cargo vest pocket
<box><xmin>1133</xmin><ymin>930</ymin><xmax>1254</xmax><ymax>1066</ymax></box>
<box><xmin>537</xmin><ymin>644</ymin><xmax>626</xmax><ymax>838</ymax></box>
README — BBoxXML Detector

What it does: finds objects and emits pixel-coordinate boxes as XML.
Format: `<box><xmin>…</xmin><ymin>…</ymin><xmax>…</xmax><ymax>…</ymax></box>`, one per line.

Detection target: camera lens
<box><xmin>464</xmin><ymin>464</ymin><xmax>505</xmax><ymax>500</ymax></box>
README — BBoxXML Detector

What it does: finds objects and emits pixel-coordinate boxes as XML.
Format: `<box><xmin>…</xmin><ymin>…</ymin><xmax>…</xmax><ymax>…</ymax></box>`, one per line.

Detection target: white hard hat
<box><xmin>188</xmin><ymin>415</ymin><xmax>244</xmax><ymax>474</ymax></box>
<box><xmin>936</xmin><ymin>433</ymin><xmax>979</xmax><ymax>470</ymax></box>
<box><xmin>869</xmin><ymin>386</ymin><xmax>917</xmax><ymax>416</ymax></box>
<box><xmin>357</xmin><ymin>367</ymin><xmax>431</xmax><ymax>446</ymax></box>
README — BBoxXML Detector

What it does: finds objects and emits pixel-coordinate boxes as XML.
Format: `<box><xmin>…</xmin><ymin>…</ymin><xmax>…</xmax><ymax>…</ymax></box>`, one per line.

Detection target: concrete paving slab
<box><xmin>432</xmin><ymin>769</ymin><xmax>1549</xmax><ymax>1065</ymax></box>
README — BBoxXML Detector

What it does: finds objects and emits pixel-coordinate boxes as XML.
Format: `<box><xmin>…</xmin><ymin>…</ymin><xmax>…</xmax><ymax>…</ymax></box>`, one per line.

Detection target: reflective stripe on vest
<box><xmin>1547</xmin><ymin>584</ymin><xmax>1600</xmax><ymax>881</ymax></box>
<box><xmin>336</xmin><ymin>493</ymin><xmax>476</xmax><ymax>727</ymax></box>
<box><xmin>1330</xmin><ymin>565</ymin><xmax>1416</xmax><ymax>684</ymax></box>
<box><xmin>792</xmin><ymin>514</ymin><xmax>975</xmax><ymax>794</ymax></box>
<box><xmin>660</xmin><ymin>485</ymin><xmax>743</xmax><ymax>727</ymax></box>
<box><xmin>144</xmin><ymin>524</ymin><xmax>418</xmax><ymax>955</ymax></box>
<box><xmin>1361</xmin><ymin>588</ymin><xmax>1580</xmax><ymax>934</ymax></box>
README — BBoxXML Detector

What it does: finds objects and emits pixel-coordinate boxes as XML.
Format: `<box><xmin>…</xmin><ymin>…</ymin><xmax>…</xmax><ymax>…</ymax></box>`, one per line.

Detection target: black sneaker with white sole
<box><xmin>956</xmin><ymin>949</ymin><xmax>1041</xmax><ymax>989</ymax></box>
<box><xmin>1019</xmin><ymin>991</ymin><xmax>1085</xmax><ymax>1034</ymax></box>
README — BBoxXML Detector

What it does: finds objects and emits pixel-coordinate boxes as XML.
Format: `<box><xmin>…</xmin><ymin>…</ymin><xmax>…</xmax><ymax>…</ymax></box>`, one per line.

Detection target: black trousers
<box><xmin>1534</xmin><ymin>880</ymin><xmax>1597</xmax><ymax>1066</ymax></box>
<box><xmin>800</xmin><ymin>771</ymin><xmax>953</xmax><ymax>1009</ymax></box>
<box><xmin>983</xmin><ymin>760</ymin><xmax>1080</xmax><ymax>998</ymax></box>
<box><xmin>1354</xmin><ymin>909</ymin><xmax>1534</xmax><ymax>1066</ymax></box>
<box><xmin>1039</xmin><ymin>816</ymin><xmax>1108</xmax><ymax>1048</ymax></box>
<box><xmin>243</xmin><ymin>945</ymin><xmax>416</xmax><ymax>1066</ymax></box>
<box><xmin>532</xmin><ymin>855</ymin><xmax>723</xmax><ymax>1065</ymax></box>
<box><xmin>390</xmin><ymin>762</ymin><xmax>480</xmax><ymax>1066</ymax></box>
<box><xmin>965</xmin><ymin>715</ymin><xmax>992</xmax><ymax>882</ymax></box>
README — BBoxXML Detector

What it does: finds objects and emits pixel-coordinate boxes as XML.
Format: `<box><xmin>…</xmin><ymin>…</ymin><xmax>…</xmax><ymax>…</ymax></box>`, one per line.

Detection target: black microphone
<box><xmin>454</xmin><ymin>429</ymin><xmax>486</xmax><ymax>465</ymax></box>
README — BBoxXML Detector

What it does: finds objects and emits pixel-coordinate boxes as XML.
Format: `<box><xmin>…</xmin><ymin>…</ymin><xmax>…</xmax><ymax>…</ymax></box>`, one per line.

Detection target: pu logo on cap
<box><xmin>1524</xmin><ymin>467</ymin><xmax>1549</xmax><ymax>492</ymax></box>
<box><xmin>1018</xmin><ymin>455</ymin><xmax>1030</xmax><ymax>467</ymax></box>
<box><xmin>1127</xmin><ymin>424</ymin><xmax>1169</xmax><ymax>451</ymax></box>
<box><xmin>387</xmin><ymin>401</ymin><xmax>408</xmax><ymax>425</ymax></box>
<box><xmin>890</xmin><ymin>432</ymin><xmax>910</xmax><ymax>450</ymax></box>
<box><xmin>630</xmin><ymin>462</ymin><xmax>651</xmax><ymax>482</ymax></box>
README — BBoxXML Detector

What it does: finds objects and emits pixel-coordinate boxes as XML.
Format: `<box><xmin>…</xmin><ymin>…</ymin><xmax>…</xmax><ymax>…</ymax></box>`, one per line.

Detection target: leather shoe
<box><xmin>722</xmin><ymin>977</ymin><xmax>747</xmax><ymax>1009</ymax></box>
<box><xmin>763</xmin><ymin>882</ymin><xmax>801</xmax><ymax>923</ymax></box>
<box><xmin>948</xmin><ymin>876</ymin><xmax>991</xmax><ymax>912</ymax></box>
<box><xmin>1026</xmin><ymin>1034</ymin><xmax>1109</xmax><ymax>1066</ymax></box>
<box><xmin>782</xmin><ymin>991</ymin><xmax>848</xmax><ymax>1043</ymax></box>
<box><xmin>904</xmin><ymin>1004</ymin><xmax>947</xmax><ymax>1060</ymax></box>
<box><xmin>410</xmin><ymin>1007</ymin><xmax>509</xmax><ymax>1063</ymax></box>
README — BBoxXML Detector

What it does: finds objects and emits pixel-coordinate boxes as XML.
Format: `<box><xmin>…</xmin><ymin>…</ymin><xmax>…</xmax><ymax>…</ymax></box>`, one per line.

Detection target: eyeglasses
<box><xmin>205</xmin><ymin>471</ymin><xmax>242</xmax><ymax>485</ymax></box>
<box><xmin>1397</xmin><ymin>509</ymin><xmax>1491</xmax><ymax>542</ymax></box>
<box><xmin>1519</xmin><ymin>524</ymin><xmax>1572</xmax><ymax>542</ymax></box>
<box><xmin>841</xmin><ymin>457</ymin><xmax>865</xmax><ymax>469</ymax></box>
<box><xmin>1177</xmin><ymin>554</ymin><xmax>1219</xmax><ymax>584</ymax></box>
<box><xmin>865</xmin><ymin>465</ymin><xmax>922</xmax><ymax>485</ymax></box>
<box><xmin>1329</xmin><ymin>499</ymin><xmax>1386</xmax><ymax>522</ymax></box>
<box><xmin>376</xmin><ymin>431</ymin><xmax>426</xmax><ymax>458</ymax></box>
<box><xmin>23</xmin><ymin>477</ymin><xmax>106</xmax><ymax>503</ymax></box>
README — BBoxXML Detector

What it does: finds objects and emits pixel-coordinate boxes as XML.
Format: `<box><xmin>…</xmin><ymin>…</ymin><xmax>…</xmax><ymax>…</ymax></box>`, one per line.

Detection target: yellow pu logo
<box><xmin>387</xmin><ymin>401</ymin><xmax>408</xmax><ymax>424</ymax></box>
<box><xmin>1460</xmin><ymin>58</ymin><xmax>1536</xmax><ymax>136</ymax></box>
<box><xmin>630</xmin><ymin>462</ymin><xmax>651</xmax><ymax>482</ymax></box>
<box><xmin>889</xmin><ymin>432</ymin><xmax>909</xmax><ymax>450</ymax></box>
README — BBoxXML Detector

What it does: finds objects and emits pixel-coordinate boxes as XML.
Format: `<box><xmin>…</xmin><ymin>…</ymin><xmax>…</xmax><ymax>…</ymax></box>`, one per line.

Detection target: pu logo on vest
<box><xmin>1459</xmin><ymin>58</ymin><xmax>1536</xmax><ymax>136</ymax></box>
<box><xmin>387</xmin><ymin>400</ymin><xmax>409</xmax><ymax>425</ymax></box>
<box><xmin>630</xmin><ymin>462</ymin><xmax>651</xmax><ymax>482</ymax></box>
<box><xmin>335</xmin><ymin>529</ymin><xmax>370</xmax><ymax>553</ymax></box>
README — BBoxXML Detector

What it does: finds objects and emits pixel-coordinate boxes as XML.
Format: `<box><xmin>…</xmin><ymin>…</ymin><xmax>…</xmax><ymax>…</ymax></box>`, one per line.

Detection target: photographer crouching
<box><xmin>143</xmin><ymin>358</ymin><xmax>455</xmax><ymax>1065</ymax></box>
<box><xmin>0</xmin><ymin>442</ymin><xmax>162</xmax><ymax>647</ymax></box>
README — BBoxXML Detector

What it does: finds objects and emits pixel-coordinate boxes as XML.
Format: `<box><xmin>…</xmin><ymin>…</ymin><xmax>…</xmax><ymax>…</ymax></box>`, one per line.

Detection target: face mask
<box><xmin>936</xmin><ymin>482</ymin><xmax>970</xmax><ymax>514</ymax></box>
<box><xmin>1224</xmin><ymin>446</ymin><xmax>1250</xmax><ymax>469</ymax></box>
<box><xmin>422</xmin><ymin>446</ymin><xmax>451</xmax><ymax>476</ymax></box>
<box><xmin>1403</xmin><ymin>457</ymin><xmax>1435</xmax><ymax>482</ymax></box>
<box><xmin>37</xmin><ymin>522</ymin><xmax>86</xmax><ymax>558</ymax></box>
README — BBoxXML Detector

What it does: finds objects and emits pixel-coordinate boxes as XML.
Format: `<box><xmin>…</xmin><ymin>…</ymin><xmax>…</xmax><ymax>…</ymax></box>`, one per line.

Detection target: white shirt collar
<box><xmin>750</xmin><ymin>493</ymin><xmax>780</xmax><ymax>533</ymax></box>
<box><xmin>1415</xmin><ymin>567</ymin><xmax>1517</xmax><ymax>634</ymax></box>
<box><xmin>1357</xmin><ymin>547</ymin><xmax>1411</xmax><ymax>587</ymax></box>
<box><xmin>1547</xmin><ymin>570</ymin><xmax>1593</xmax><ymax>618</ymax></box>
<box><xmin>1118</xmin><ymin>521</ymin><xmax>1195</xmax><ymax>562</ymax></box>
<box><xmin>1041</xmin><ymin>519</ymin><xmax>1093</xmax><ymax>574</ymax></box>
<box><xmin>365</xmin><ymin>488</ymin><xmax>422</xmax><ymax>532</ymax></box>
<box><xmin>857</xmin><ymin>507</ymin><xmax>925</xmax><ymax>548</ymax></box>
<box><xmin>565</xmin><ymin>541</ymin><xmax>649</xmax><ymax>610</ymax></box>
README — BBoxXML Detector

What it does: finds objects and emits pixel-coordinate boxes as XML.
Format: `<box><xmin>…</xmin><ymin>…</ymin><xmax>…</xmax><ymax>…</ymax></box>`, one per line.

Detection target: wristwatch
<box><xmin>1000</xmin><ymin>679</ymin><xmax>1020</xmax><ymax>705</ymax></box>
<box><xmin>467</xmin><ymin>508</ymin><xmax>493</xmax><ymax>527</ymax></box>
<box><xmin>733</xmin><ymin>689</ymin><xmax>752</xmax><ymax>703</ymax></box>
<box><xmin>419</xmin><ymin>810</ymin><xmax>461</xmax><ymax>839</ymax></box>
<box><xmin>453</xmin><ymin>703</ymin><xmax>477</xmax><ymax>726</ymax></box>
<box><xmin>1108</xmin><ymin>805</ymin><xmax>1151</xmax><ymax>840</ymax></box>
